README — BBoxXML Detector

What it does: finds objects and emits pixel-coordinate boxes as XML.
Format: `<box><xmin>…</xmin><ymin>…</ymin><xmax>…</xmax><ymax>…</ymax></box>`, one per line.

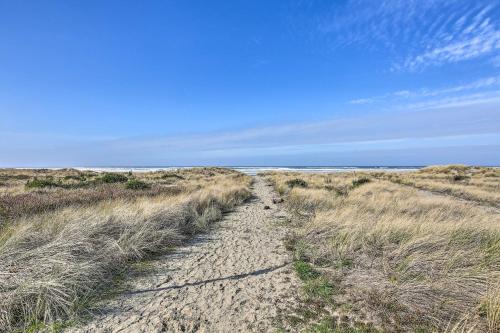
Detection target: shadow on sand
<box><xmin>126</xmin><ymin>261</ymin><xmax>290</xmax><ymax>295</ymax></box>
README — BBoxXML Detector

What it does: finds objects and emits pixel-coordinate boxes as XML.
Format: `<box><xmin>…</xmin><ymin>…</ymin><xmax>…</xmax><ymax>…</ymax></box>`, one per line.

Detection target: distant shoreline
<box><xmin>3</xmin><ymin>165</ymin><xmax>499</xmax><ymax>176</ymax></box>
<box><xmin>2</xmin><ymin>166</ymin><xmax>425</xmax><ymax>175</ymax></box>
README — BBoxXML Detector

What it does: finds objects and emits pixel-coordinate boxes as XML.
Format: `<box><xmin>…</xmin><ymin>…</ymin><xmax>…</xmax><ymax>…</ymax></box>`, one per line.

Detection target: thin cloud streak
<box><xmin>310</xmin><ymin>0</ymin><xmax>500</xmax><ymax>71</ymax></box>
<box><xmin>349</xmin><ymin>76</ymin><xmax>500</xmax><ymax>105</ymax></box>
<box><xmin>201</xmin><ymin>133</ymin><xmax>500</xmax><ymax>157</ymax></box>
<box><xmin>400</xmin><ymin>30</ymin><xmax>500</xmax><ymax>71</ymax></box>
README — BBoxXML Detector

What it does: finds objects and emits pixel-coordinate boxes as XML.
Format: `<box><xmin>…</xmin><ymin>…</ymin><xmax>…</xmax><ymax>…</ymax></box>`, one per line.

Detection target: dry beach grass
<box><xmin>264</xmin><ymin>166</ymin><xmax>500</xmax><ymax>332</ymax></box>
<box><xmin>1</xmin><ymin>165</ymin><xmax>499</xmax><ymax>332</ymax></box>
<box><xmin>0</xmin><ymin>168</ymin><xmax>252</xmax><ymax>331</ymax></box>
<box><xmin>379</xmin><ymin>165</ymin><xmax>500</xmax><ymax>207</ymax></box>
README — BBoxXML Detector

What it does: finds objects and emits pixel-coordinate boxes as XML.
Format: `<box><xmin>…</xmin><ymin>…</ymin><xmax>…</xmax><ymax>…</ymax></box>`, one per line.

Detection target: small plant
<box><xmin>99</xmin><ymin>173</ymin><xmax>128</xmax><ymax>183</ymax></box>
<box><xmin>294</xmin><ymin>260</ymin><xmax>320</xmax><ymax>281</ymax></box>
<box><xmin>452</xmin><ymin>174</ymin><xmax>468</xmax><ymax>181</ymax></box>
<box><xmin>11</xmin><ymin>174</ymin><xmax>31</xmax><ymax>180</ymax></box>
<box><xmin>286</xmin><ymin>178</ymin><xmax>308</xmax><ymax>188</ymax></box>
<box><xmin>25</xmin><ymin>177</ymin><xmax>60</xmax><ymax>189</ymax></box>
<box><xmin>161</xmin><ymin>173</ymin><xmax>184</xmax><ymax>180</ymax></box>
<box><xmin>306</xmin><ymin>319</ymin><xmax>379</xmax><ymax>333</ymax></box>
<box><xmin>125</xmin><ymin>179</ymin><xmax>150</xmax><ymax>190</ymax></box>
<box><xmin>294</xmin><ymin>261</ymin><xmax>336</xmax><ymax>303</ymax></box>
<box><xmin>64</xmin><ymin>174</ymin><xmax>86</xmax><ymax>181</ymax></box>
<box><xmin>303</xmin><ymin>277</ymin><xmax>335</xmax><ymax>300</ymax></box>
<box><xmin>351</xmin><ymin>177</ymin><xmax>370</xmax><ymax>188</ymax></box>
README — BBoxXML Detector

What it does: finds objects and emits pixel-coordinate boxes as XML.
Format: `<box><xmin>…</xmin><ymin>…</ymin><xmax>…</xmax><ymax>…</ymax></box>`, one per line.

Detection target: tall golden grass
<box><xmin>264</xmin><ymin>167</ymin><xmax>500</xmax><ymax>332</ymax></box>
<box><xmin>0</xmin><ymin>168</ymin><xmax>251</xmax><ymax>331</ymax></box>
<box><xmin>380</xmin><ymin>165</ymin><xmax>500</xmax><ymax>207</ymax></box>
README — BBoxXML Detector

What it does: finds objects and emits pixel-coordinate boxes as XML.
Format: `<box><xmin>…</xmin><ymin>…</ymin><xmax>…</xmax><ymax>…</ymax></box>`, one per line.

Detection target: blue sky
<box><xmin>1</xmin><ymin>0</ymin><xmax>499</xmax><ymax>166</ymax></box>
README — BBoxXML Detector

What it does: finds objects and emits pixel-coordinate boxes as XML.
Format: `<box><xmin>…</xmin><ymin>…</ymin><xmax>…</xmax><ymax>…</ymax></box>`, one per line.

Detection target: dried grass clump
<box><xmin>0</xmin><ymin>185</ymin><xmax>183</xmax><ymax>224</ymax></box>
<box><xmin>380</xmin><ymin>165</ymin><xmax>500</xmax><ymax>207</ymax></box>
<box><xmin>264</xmin><ymin>169</ymin><xmax>500</xmax><ymax>332</ymax></box>
<box><xmin>0</xmin><ymin>169</ymin><xmax>251</xmax><ymax>331</ymax></box>
<box><xmin>0</xmin><ymin>168</ymin><xmax>252</xmax><ymax>225</ymax></box>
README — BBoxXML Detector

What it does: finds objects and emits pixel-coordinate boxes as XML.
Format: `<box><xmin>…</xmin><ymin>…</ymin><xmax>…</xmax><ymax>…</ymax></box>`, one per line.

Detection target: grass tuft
<box><xmin>294</xmin><ymin>261</ymin><xmax>320</xmax><ymax>281</ymax></box>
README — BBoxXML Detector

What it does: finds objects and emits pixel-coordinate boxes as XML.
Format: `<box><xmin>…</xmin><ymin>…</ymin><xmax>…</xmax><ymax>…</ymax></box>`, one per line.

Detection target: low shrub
<box><xmin>286</xmin><ymin>178</ymin><xmax>308</xmax><ymax>188</ymax></box>
<box><xmin>10</xmin><ymin>174</ymin><xmax>32</xmax><ymax>180</ymax></box>
<box><xmin>125</xmin><ymin>179</ymin><xmax>150</xmax><ymax>190</ymax></box>
<box><xmin>351</xmin><ymin>177</ymin><xmax>370</xmax><ymax>188</ymax></box>
<box><xmin>161</xmin><ymin>173</ymin><xmax>185</xmax><ymax>180</ymax></box>
<box><xmin>452</xmin><ymin>174</ymin><xmax>468</xmax><ymax>181</ymax></box>
<box><xmin>64</xmin><ymin>174</ymin><xmax>86</xmax><ymax>181</ymax></box>
<box><xmin>99</xmin><ymin>173</ymin><xmax>128</xmax><ymax>183</ymax></box>
<box><xmin>25</xmin><ymin>178</ymin><xmax>60</xmax><ymax>189</ymax></box>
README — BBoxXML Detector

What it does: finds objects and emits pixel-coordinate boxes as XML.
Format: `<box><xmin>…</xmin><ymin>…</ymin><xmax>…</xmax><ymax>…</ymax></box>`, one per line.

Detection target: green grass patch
<box><xmin>294</xmin><ymin>261</ymin><xmax>336</xmax><ymax>301</ymax></box>
<box><xmin>294</xmin><ymin>261</ymin><xmax>320</xmax><ymax>281</ymax></box>
<box><xmin>304</xmin><ymin>277</ymin><xmax>335</xmax><ymax>300</ymax></box>
<box><xmin>22</xmin><ymin>319</ymin><xmax>73</xmax><ymax>333</ymax></box>
<box><xmin>306</xmin><ymin>318</ymin><xmax>379</xmax><ymax>333</ymax></box>
<box><xmin>125</xmin><ymin>179</ymin><xmax>150</xmax><ymax>190</ymax></box>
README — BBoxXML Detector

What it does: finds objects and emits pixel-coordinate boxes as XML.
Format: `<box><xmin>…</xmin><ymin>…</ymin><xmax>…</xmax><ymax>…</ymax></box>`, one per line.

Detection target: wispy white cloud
<box><xmin>310</xmin><ymin>0</ymin><xmax>500</xmax><ymax>71</ymax></box>
<box><xmin>400</xmin><ymin>26</ymin><xmax>500</xmax><ymax>71</ymax></box>
<box><xmin>402</xmin><ymin>90</ymin><xmax>500</xmax><ymax>111</ymax></box>
<box><xmin>349</xmin><ymin>98</ymin><xmax>374</xmax><ymax>105</ymax></box>
<box><xmin>201</xmin><ymin>133</ymin><xmax>500</xmax><ymax>157</ymax></box>
<box><xmin>398</xmin><ymin>2</ymin><xmax>500</xmax><ymax>70</ymax></box>
<box><xmin>349</xmin><ymin>75</ymin><xmax>500</xmax><ymax>104</ymax></box>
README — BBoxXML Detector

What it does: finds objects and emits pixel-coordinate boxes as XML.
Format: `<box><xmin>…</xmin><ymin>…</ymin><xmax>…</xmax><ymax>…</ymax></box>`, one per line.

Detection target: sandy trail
<box><xmin>72</xmin><ymin>176</ymin><xmax>298</xmax><ymax>333</ymax></box>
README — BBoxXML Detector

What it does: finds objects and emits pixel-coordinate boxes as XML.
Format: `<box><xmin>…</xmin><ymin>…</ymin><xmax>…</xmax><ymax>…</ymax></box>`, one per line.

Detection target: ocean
<box><xmin>71</xmin><ymin>166</ymin><xmax>422</xmax><ymax>176</ymax></box>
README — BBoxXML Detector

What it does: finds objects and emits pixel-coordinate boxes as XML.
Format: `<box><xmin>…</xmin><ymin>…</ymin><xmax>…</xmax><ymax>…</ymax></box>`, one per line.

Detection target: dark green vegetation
<box><xmin>99</xmin><ymin>173</ymin><xmax>128</xmax><ymax>183</ymax></box>
<box><xmin>275</xmin><ymin>259</ymin><xmax>378</xmax><ymax>333</ymax></box>
<box><xmin>294</xmin><ymin>261</ymin><xmax>320</xmax><ymax>281</ymax></box>
<box><xmin>350</xmin><ymin>177</ymin><xmax>370</xmax><ymax>188</ymax></box>
<box><xmin>25</xmin><ymin>177</ymin><xmax>61</xmax><ymax>189</ymax></box>
<box><xmin>286</xmin><ymin>178</ymin><xmax>308</xmax><ymax>188</ymax></box>
<box><xmin>125</xmin><ymin>179</ymin><xmax>150</xmax><ymax>190</ymax></box>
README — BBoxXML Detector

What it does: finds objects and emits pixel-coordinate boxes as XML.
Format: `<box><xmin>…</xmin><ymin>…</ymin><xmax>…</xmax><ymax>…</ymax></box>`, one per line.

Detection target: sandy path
<box><xmin>71</xmin><ymin>176</ymin><xmax>298</xmax><ymax>333</ymax></box>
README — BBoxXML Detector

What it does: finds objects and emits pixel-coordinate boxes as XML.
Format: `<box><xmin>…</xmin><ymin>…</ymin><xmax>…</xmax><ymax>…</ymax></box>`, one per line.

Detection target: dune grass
<box><xmin>378</xmin><ymin>165</ymin><xmax>500</xmax><ymax>207</ymax></box>
<box><xmin>264</xmin><ymin>167</ymin><xmax>500</xmax><ymax>332</ymax></box>
<box><xmin>0</xmin><ymin>168</ymin><xmax>252</xmax><ymax>331</ymax></box>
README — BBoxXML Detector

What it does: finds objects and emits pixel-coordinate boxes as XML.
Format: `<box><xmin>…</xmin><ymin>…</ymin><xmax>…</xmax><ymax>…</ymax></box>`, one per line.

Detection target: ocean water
<box><xmin>229</xmin><ymin>166</ymin><xmax>421</xmax><ymax>175</ymax></box>
<box><xmin>72</xmin><ymin>166</ymin><xmax>422</xmax><ymax>176</ymax></box>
